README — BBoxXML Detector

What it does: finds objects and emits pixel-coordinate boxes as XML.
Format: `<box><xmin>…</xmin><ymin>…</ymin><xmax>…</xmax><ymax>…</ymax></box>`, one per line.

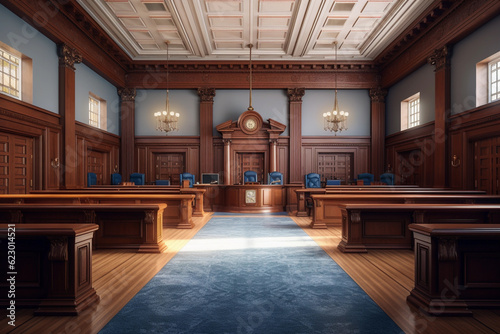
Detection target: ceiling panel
<box><xmin>76</xmin><ymin>0</ymin><xmax>435</xmax><ymax>61</ymax></box>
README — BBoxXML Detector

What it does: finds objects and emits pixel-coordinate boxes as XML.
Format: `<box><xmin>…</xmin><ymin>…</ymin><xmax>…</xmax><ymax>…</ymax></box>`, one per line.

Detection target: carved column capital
<box><xmin>223</xmin><ymin>138</ymin><xmax>232</xmax><ymax>145</ymax></box>
<box><xmin>197</xmin><ymin>88</ymin><xmax>216</xmax><ymax>102</ymax></box>
<box><xmin>287</xmin><ymin>88</ymin><xmax>305</xmax><ymax>102</ymax></box>
<box><xmin>369</xmin><ymin>88</ymin><xmax>388</xmax><ymax>103</ymax></box>
<box><xmin>118</xmin><ymin>88</ymin><xmax>137</xmax><ymax>102</ymax></box>
<box><xmin>57</xmin><ymin>44</ymin><xmax>82</xmax><ymax>70</ymax></box>
<box><xmin>428</xmin><ymin>45</ymin><xmax>451</xmax><ymax>71</ymax></box>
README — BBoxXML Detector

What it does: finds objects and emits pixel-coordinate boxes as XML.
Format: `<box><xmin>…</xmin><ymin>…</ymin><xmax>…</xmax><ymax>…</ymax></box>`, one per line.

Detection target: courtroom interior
<box><xmin>1</xmin><ymin>0</ymin><xmax>500</xmax><ymax>333</ymax></box>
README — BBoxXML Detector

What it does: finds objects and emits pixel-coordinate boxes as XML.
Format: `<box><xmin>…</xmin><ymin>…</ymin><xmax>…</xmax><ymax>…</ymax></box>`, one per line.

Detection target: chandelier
<box><xmin>154</xmin><ymin>41</ymin><xmax>179</xmax><ymax>134</ymax></box>
<box><xmin>323</xmin><ymin>42</ymin><xmax>348</xmax><ymax>135</ymax></box>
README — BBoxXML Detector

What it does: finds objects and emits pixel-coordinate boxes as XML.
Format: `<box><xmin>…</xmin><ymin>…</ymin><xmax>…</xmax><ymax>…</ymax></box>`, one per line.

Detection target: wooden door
<box><xmin>317</xmin><ymin>153</ymin><xmax>353</xmax><ymax>184</ymax></box>
<box><xmin>397</xmin><ymin>149</ymin><xmax>422</xmax><ymax>185</ymax></box>
<box><xmin>236</xmin><ymin>153</ymin><xmax>264</xmax><ymax>184</ymax></box>
<box><xmin>154</xmin><ymin>153</ymin><xmax>184</xmax><ymax>185</ymax></box>
<box><xmin>87</xmin><ymin>149</ymin><xmax>106</xmax><ymax>185</ymax></box>
<box><xmin>0</xmin><ymin>132</ymin><xmax>33</xmax><ymax>194</ymax></box>
<box><xmin>474</xmin><ymin>137</ymin><xmax>500</xmax><ymax>194</ymax></box>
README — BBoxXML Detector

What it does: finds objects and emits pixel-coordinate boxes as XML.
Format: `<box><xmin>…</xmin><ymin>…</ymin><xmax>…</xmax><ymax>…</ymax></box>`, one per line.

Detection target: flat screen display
<box><xmin>201</xmin><ymin>173</ymin><xmax>219</xmax><ymax>184</ymax></box>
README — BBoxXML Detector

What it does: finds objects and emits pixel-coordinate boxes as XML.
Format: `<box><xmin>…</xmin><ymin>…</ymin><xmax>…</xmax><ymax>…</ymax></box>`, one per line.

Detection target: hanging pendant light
<box><xmin>154</xmin><ymin>41</ymin><xmax>180</xmax><ymax>134</ymax></box>
<box><xmin>323</xmin><ymin>42</ymin><xmax>349</xmax><ymax>135</ymax></box>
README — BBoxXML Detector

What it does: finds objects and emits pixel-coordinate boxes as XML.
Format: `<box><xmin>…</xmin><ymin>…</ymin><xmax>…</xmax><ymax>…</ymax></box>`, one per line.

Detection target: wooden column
<box><xmin>57</xmin><ymin>44</ymin><xmax>82</xmax><ymax>189</ymax></box>
<box><xmin>269</xmin><ymin>139</ymin><xmax>278</xmax><ymax>173</ymax></box>
<box><xmin>118</xmin><ymin>88</ymin><xmax>136</xmax><ymax>179</ymax></box>
<box><xmin>287</xmin><ymin>88</ymin><xmax>305</xmax><ymax>184</ymax></box>
<box><xmin>223</xmin><ymin>139</ymin><xmax>231</xmax><ymax>185</ymax></box>
<box><xmin>198</xmin><ymin>88</ymin><xmax>216</xmax><ymax>173</ymax></box>
<box><xmin>370</xmin><ymin>88</ymin><xmax>387</xmax><ymax>178</ymax></box>
<box><xmin>428</xmin><ymin>46</ymin><xmax>451</xmax><ymax>188</ymax></box>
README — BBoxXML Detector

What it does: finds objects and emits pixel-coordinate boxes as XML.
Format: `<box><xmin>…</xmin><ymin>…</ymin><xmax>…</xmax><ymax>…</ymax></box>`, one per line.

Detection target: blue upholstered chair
<box><xmin>180</xmin><ymin>173</ymin><xmax>195</xmax><ymax>187</ymax></box>
<box><xmin>87</xmin><ymin>172</ymin><xmax>97</xmax><ymax>186</ymax></box>
<box><xmin>304</xmin><ymin>173</ymin><xmax>321</xmax><ymax>188</ymax></box>
<box><xmin>155</xmin><ymin>179</ymin><xmax>170</xmax><ymax>185</ymax></box>
<box><xmin>268</xmin><ymin>171</ymin><xmax>283</xmax><ymax>185</ymax></box>
<box><xmin>380</xmin><ymin>173</ymin><xmax>395</xmax><ymax>185</ymax></box>
<box><xmin>129</xmin><ymin>173</ymin><xmax>145</xmax><ymax>185</ymax></box>
<box><xmin>357</xmin><ymin>173</ymin><xmax>374</xmax><ymax>185</ymax></box>
<box><xmin>244</xmin><ymin>171</ymin><xmax>258</xmax><ymax>184</ymax></box>
<box><xmin>111</xmin><ymin>173</ymin><xmax>122</xmax><ymax>185</ymax></box>
<box><xmin>326</xmin><ymin>179</ymin><xmax>341</xmax><ymax>186</ymax></box>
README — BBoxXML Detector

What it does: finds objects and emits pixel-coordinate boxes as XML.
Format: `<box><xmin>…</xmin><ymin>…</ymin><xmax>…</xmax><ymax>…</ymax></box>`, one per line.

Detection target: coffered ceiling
<box><xmin>77</xmin><ymin>0</ymin><xmax>435</xmax><ymax>61</ymax></box>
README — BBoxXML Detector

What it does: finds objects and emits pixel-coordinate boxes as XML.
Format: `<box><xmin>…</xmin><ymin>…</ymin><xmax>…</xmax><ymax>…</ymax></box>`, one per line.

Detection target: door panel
<box><xmin>236</xmin><ymin>153</ymin><xmax>264</xmax><ymax>184</ymax></box>
<box><xmin>87</xmin><ymin>149</ymin><xmax>105</xmax><ymax>185</ymax></box>
<box><xmin>0</xmin><ymin>132</ymin><xmax>33</xmax><ymax>194</ymax></box>
<box><xmin>155</xmin><ymin>153</ymin><xmax>184</xmax><ymax>185</ymax></box>
<box><xmin>317</xmin><ymin>153</ymin><xmax>353</xmax><ymax>184</ymax></box>
<box><xmin>474</xmin><ymin>137</ymin><xmax>500</xmax><ymax>194</ymax></box>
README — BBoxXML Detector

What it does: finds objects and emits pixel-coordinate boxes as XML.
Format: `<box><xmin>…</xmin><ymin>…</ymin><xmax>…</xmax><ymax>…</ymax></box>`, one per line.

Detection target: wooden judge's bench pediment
<box><xmin>216</xmin><ymin>109</ymin><xmax>286</xmax><ymax>185</ymax></box>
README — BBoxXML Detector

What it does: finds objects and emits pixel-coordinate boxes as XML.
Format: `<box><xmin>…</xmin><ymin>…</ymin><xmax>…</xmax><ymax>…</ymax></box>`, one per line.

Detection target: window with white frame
<box><xmin>0</xmin><ymin>48</ymin><xmax>21</xmax><ymax>99</ymax></box>
<box><xmin>88</xmin><ymin>92</ymin><xmax>107</xmax><ymax>130</ymax></box>
<box><xmin>489</xmin><ymin>57</ymin><xmax>500</xmax><ymax>103</ymax></box>
<box><xmin>401</xmin><ymin>92</ymin><xmax>420</xmax><ymax>131</ymax></box>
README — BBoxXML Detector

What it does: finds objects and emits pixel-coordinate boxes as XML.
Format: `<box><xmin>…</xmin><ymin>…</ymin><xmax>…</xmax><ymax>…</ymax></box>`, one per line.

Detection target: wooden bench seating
<box><xmin>0</xmin><ymin>203</ymin><xmax>167</xmax><ymax>253</ymax></box>
<box><xmin>295</xmin><ymin>188</ymin><xmax>486</xmax><ymax>217</ymax></box>
<box><xmin>310</xmin><ymin>193</ymin><xmax>500</xmax><ymax>228</ymax></box>
<box><xmin>337</xmin><ymin>203</ymin><xmax>500</xmax><ymax>253</ymax></box>
<box><xmin>407</xmin><ymin>224</ymin><xmax>500</xmax><ymax>316</ymax></box>
<box><xmin>0</xmin><ymin>193</ymin><xmax>195</xmax><ymax>229</ymax></box>
<box><xmin>0</xmin><ymin>223</ymin><xmax>99</xmax><ymax>315</ymax></box>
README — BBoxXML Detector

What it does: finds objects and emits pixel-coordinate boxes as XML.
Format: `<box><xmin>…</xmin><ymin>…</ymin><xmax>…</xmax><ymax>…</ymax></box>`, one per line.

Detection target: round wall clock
<box><xmin>239</xmin><ymin>110</ymin><xmax>263</xmax><ymax>135</ymax></box>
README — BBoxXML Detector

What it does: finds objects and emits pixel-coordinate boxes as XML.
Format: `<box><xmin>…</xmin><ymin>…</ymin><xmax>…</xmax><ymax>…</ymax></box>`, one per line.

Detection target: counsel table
<box><xmin>407</xmin><ymin>224</ymin><xmax>500</xmax><ymax>316</ymax></box>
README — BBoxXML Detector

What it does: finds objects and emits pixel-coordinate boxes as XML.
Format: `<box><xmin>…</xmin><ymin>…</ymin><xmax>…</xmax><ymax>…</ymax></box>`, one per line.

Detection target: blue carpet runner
<box><xmin>100</xmin><ymin>215</ymin><xmax>403</xmax><ymax>334</ymax></box>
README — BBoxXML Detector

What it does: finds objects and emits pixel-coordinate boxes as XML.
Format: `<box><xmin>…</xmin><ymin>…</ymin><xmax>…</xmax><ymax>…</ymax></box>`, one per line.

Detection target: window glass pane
<box><xmin>89</xmin><ymin>95</ymin><xmax>100</xmax><ymax>128</ymax></box>
<box><xmin>408</xmin><ymin>97</ymin><xmax>420</xmax><ymax>128</ymax></box>
<box><xmin>490</xmin><ymin>59</ymin><xmax>500</xmax><ymax>102</ymax></box>
<box><xmin>0</xmin><ymin>48</ymin><xmax>21</xmax><ymax>99</ymax></box>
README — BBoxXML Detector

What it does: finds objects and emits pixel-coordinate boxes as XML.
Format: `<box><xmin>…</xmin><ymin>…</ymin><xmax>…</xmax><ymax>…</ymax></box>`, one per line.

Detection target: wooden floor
<box><xmin>2</xmin><ymin>214</ymin><xmax>500</xmax><ymax>334</ymax></box>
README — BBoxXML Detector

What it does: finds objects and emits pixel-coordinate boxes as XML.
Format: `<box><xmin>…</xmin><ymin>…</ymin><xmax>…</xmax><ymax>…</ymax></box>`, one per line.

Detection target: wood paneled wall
<box><xmin>302</xmin><ymin>136</ymin><xmax>370</xmax><ymax>183</ymax></box>
<box><xmin>135</xmin><ymin>137</ymin><xmax>200</xmax><ymax>184</ymax></box>
<box><xmin>75</xmin><ymin>122</ymin><xmax>120</xmax><ymax>188</ymax></box>
<box><xmin>385</xmin><ymin>123</ymin><xmax>435</xmax><ymax>187</ymax></box>
<box><xmin>0</xmin><ymin>95</ymin><xmax>61</xmax><ymax>190</ymax></box>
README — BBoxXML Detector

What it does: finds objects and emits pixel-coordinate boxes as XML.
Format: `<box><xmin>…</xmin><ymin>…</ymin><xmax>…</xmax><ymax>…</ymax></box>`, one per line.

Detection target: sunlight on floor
<box><xmin>181</xmin><ymin>236</ymin><xmax>318</xmax><ymax>252</ymax></box>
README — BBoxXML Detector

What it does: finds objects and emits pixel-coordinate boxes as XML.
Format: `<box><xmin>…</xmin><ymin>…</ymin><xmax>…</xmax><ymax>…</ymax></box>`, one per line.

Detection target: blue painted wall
<box><xmin>213</xmin><ymin>90</ymin><xmax>289</xmax><ymax>136</ymax></box>
<box><xmin>386</xmin><ymin>64</ymin><xmax>435</xmax><ymax>135</ymax></box>
<box><xmin>302</xmin><ymin>89</ymin><xmax>370</xmax><ymax>136</ymax></box>
<box><xmin>135</xmin><ymin>89</ymin><xmax>199</xmax><ymax>136</ymax></box>
<box><xmin>451</xmin><ymin>15</ymin><xmax>500</xmax><ymax>114</ymax></box>
<box><xmin>0</xmin><ymin>3</ymin><xmax>58</xmax><ymax>113</ymax></box>
<box><xmin>74</xmin><ymin>63</ymin><xmax>120</xmax><ymax>135</ymax></box>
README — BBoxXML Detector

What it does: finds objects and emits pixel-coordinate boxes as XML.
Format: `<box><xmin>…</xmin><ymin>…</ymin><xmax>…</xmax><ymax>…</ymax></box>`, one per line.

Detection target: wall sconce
<box><xmin>451</xmin><ymin>155</ymin><xmax>461</xmax><ymax>167</ymax></box>
<box><xmin>51</xmin><ymin>157</ymin><xmax>60</xmax><ymax>168</ymax></box>
<box><xmin>113</xmin><ymin>165</ymin><xmax>119</xmax><ymax>173</ymax></box>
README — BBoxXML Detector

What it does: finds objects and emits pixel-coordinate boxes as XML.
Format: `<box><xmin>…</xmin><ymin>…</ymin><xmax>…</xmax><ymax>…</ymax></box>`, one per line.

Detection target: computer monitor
<box><xmin>201</xmin><ymin>173</ymin><xmax>219</xmax><ymax>184</ymax></box>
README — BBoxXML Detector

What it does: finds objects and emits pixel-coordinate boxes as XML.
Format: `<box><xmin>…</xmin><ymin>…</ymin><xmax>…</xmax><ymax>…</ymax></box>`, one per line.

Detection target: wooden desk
<box><xmin>0</xmin><ymin>223</ymin><xmax>99</xmax><ymax>315</ymax></box>
<box><xmin>310</xmin><ymin>193</ymin><xmax>500</xmax><ymax>228</ymax></box>
<box><xmin>195</xmin><ymin>184</ymin><xmax>285</xmax><ymax>213</ymax></box>
<box><xmin>337</xmin><ymin>203</ymin><xmax>500</xmax><ymax>253</ymax></box>
<box><xmin>408</xmin><ymin>224</ymin><xmax>500</xmax><ymax>315</ymax></box>
<box><xmin>0</xmin><ymin>203</ymin><xmax>168</xmax><ymax>253</ymax></box>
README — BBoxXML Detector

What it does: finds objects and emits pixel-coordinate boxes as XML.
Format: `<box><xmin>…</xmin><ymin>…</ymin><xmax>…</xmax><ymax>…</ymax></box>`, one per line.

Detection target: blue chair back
<box><xmin>180</xmin><ymin>173</ymin><xmax>195</xmax><ymax>187</ymax></box>
<box><xmin>87</xmin><ymin>172</ymin><xmax>97</xmax><ymax>186</ymax></box>
<box><xmin>357</xmin><ymin>173</ymin><xmax>374</xmax><ymax>185</ymax></box>
<box><xmin>155</xmin><ymin>179</ymin><xmax>170</xmax><ymax>185</ymax></box>
<box><xmin>326</xmin><ymin>179</ymin><xmax>341</xmax><ymax>186</ymax></box>
<box><xmin>111</xmin><ymin>173</ymin><xmax>122</xmax><ymax>185</ymax></box>
<box><xmin>268</xmin><ymin>171</ymin><xmax>283</xmax><ymax>185</ymax></box>
<box><xmin>305</xmin><ymin>173</ymin><xmax>321</xmax><ymax>188</ymax></box>
<box><xmin>380</xmin><ymin>173</ymin><xmax>395</xmax><ymax>185</ymax></box>
<box><xmin>129</xmin><ymin>173</ymin><xmax>145</xmax><ymax>185</ymax></box>
<box><xmin>244</xmin><ymin>171</ymin><xmax>258</xmax><ymax>183</ymax></box>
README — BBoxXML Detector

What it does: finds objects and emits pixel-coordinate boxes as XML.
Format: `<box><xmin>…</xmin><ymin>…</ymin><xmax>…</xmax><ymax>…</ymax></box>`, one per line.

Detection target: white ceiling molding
<box><xmin>76</xmin><ymin>0</ymin><xmax>431</xmax><ymax>61</ymax></box>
